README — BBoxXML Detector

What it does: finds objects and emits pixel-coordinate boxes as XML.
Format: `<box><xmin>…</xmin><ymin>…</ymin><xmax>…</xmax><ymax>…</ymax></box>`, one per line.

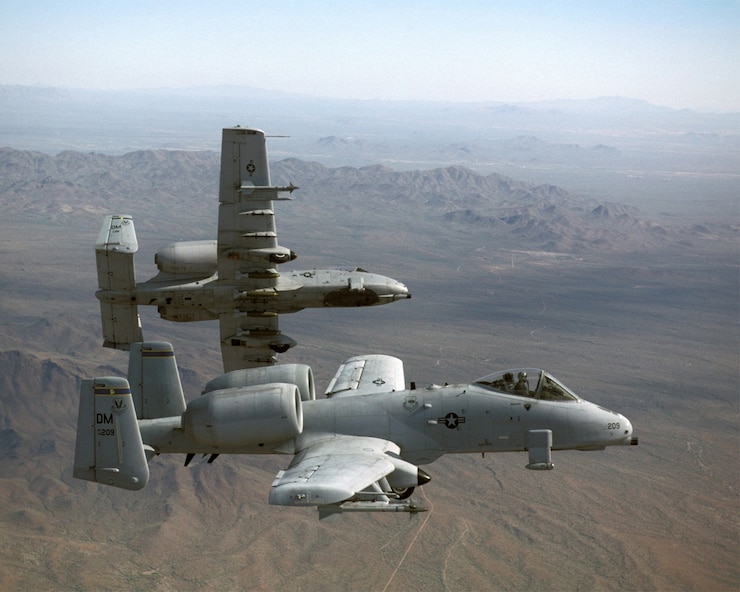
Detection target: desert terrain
<box><xmin>0</xmin><ymin>88</ymin><xmax>737</xmax><ymax>590</ymax></box>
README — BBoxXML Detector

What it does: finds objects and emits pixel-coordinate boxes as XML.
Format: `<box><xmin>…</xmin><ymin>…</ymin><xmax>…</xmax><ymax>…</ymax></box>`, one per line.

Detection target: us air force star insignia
<box><xmin>246</xmin><ymin>161</ymin><xmax>256</xmax><ymax>176</ymax></box>
<box><xmin>438</xmin><ymin>412</ymin><xmax>466</xmax><ymax>429</ymax></box>
<box><xmin>373</xmin><ymin>378</ymin><xmax>386</xmax><ymax>386</ymax></box>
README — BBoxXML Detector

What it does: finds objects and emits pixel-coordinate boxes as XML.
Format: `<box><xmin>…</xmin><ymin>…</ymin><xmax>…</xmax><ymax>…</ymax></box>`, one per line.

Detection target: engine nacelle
<box><xmin>182</xmin><ymin>383</ymin><xmax>303</xmax><ymax>448</ymax></box>
<box><xmin>202</xmin><ymin>364</ymin><xmax>315</xmax><ymax>401</ymax></box>
<box><xmin>155</xmin><ymin>240</ymin><xmax>217</xmax><ymax>276</ymax></box>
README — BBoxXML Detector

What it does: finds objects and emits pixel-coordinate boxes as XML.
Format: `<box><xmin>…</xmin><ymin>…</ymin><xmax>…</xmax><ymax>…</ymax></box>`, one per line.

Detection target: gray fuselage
<box><xmin>139</xmin><ymin>383</ymin><xmax>634</xmax><ymax>465</ymax></box>
<box><xmin>97</xmin><ymin>268</ymin><xmax>410</xmax><ymax>323</ymax></box>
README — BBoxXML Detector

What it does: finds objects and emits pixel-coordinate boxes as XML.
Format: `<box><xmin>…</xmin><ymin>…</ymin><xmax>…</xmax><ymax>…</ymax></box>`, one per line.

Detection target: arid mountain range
<box><xmin>1</xmin><ymin>147</ymin><xmax>730</xmax><ymax>251</ymax></box>
<box><xmin>0</xmin><ymin>145</ymin><xmax>737</xmax><ymax>590</ymax></box>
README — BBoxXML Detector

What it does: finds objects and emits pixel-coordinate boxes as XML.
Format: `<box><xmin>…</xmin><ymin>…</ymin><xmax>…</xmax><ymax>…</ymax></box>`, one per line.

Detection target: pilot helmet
<box><xmin>517</xmin><ymin>371</ymin><xmax>527</xmax><ymax>380</ymax></box>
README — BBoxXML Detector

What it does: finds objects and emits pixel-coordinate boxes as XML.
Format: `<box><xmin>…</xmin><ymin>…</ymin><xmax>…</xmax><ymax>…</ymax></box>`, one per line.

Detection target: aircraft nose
<box><xmin>379</xmin><ymin>279</ymin><xmax>411</xmax><ymax>301</ymax></box>
<box><xmin>393</xmin><ymin>281</ymin><xmax>411</xmax><ymax>299</ymax></box>
<box><xmin>617</xmin><ymin>414</ymin><xmax>638</xmax><ymax>446</ymax></box>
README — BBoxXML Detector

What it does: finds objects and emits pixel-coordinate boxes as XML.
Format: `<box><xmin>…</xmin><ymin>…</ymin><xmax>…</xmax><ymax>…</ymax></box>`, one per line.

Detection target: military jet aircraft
<box><xmin>74</xmin><ymin>342</ymin><xmax>638</xmax><ymax>520</ymax></box>
<box><xmin>95</xmin><ymin>127</ymin><xmax>410</xmax><ymax>372</ymax></box>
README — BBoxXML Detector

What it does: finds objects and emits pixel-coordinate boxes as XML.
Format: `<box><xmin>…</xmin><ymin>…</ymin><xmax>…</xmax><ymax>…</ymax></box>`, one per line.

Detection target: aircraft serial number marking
<box><xmin>97</xmin><ymin>428</ymin><xmax>115</xmax><ymax>436</ymax></box>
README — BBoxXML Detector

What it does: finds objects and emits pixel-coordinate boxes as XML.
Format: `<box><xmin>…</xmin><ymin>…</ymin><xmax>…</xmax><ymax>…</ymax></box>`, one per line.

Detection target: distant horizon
<box><xmin>2</xmin><ymin>82</ymin><xmax>737</xmax><ymax>115</ymax></box>
<box><xmin>1</xmin><ymin>2</ymin><xmax>737</xmax><ymax>112</ymax></box>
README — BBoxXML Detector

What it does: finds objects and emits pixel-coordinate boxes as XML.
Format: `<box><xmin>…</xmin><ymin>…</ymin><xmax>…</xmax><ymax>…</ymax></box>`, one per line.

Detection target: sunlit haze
<box><xmin>1</xmin><ymin>0</ymin><xmax>738</xmax><ymax>111</ymax></box>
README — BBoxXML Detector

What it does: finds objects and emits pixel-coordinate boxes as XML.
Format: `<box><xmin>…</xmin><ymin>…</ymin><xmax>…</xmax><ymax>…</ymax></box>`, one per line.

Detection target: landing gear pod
<box><xmin>526</xmin><ymin>429</ymin><xmax>554</xmax><ymax>470</ymax></box>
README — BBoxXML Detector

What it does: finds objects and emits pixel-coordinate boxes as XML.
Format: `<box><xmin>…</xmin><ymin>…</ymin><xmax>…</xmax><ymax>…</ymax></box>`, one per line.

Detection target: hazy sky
<box><xmin>1</xmin><ymin>0</ymin><xmax>738</xmax><ymax>111</ymax></box>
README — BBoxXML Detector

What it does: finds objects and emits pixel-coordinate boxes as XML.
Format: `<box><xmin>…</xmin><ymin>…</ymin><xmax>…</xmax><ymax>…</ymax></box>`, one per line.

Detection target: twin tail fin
<box><xmin>95</xmin><ymin>214</ymin><xmax>142</xmax><ymax>350</ymax></box>
<box><xmin>73</xmin><ymin>341</ymin><xmax>186</xmax><ymax>490</ymax></box>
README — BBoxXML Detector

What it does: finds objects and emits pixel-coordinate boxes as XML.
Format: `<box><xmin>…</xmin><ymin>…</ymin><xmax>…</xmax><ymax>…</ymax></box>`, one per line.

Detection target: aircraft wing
<box><xmin>325</xmin><ymin>355</ymin><xmax>406</xmax><ymax>398</ymax></box>
<box><xmin>217</xmin><ymin>127</ymin><xmax>297</xmax><ymax>371</ymax></box>
<box><xmin>219</xmin><ymin>310</ymin><xmax>296</xmax><ymax>371</ymax></box>
<box><xmin>269</xmin><ymin>435</ymin><xmax>400</xmax><ymax>507</ymax></box>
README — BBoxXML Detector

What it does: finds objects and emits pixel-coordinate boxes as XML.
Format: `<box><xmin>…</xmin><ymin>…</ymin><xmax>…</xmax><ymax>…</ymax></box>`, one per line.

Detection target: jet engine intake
<box><xmin>182</xmin><ymin>383</ymin><xmax>303</xmax><ymax>448</ymax></box>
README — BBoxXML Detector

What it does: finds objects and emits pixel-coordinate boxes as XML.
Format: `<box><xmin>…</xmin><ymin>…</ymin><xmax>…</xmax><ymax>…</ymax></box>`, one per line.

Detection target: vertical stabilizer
<box><xmin>73</xmin><ymin>377</ymin><xmax>149</xmax><ymax>490</ymax></box>
<box><xmin>95</xmin><ymin>215</ymin><xmax>143</xmax><ymax>350</ymax></box>
<box><xmin>127</xmin><ymin>342</ymin><xmax>187</xmax><ymax>419</ymax></box>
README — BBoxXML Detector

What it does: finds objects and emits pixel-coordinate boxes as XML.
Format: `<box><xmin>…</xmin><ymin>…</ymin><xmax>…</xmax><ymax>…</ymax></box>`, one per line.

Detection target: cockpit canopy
<box><xmin>474</xmin><ymin>369</ymin><xmax>581</xmax><ymax>402</ymax></box>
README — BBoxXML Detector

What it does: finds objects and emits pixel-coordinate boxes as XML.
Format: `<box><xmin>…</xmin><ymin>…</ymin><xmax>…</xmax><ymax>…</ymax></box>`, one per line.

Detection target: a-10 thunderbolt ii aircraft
<box><xmin>74</xmin><ymin>342</ymin><xmax>638</xmax><ymax>520</ymax></box>
<box><xmin>95</xmin><ymin>127</ymin><xmax>410</xmax><ymax>372</ymax></box>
